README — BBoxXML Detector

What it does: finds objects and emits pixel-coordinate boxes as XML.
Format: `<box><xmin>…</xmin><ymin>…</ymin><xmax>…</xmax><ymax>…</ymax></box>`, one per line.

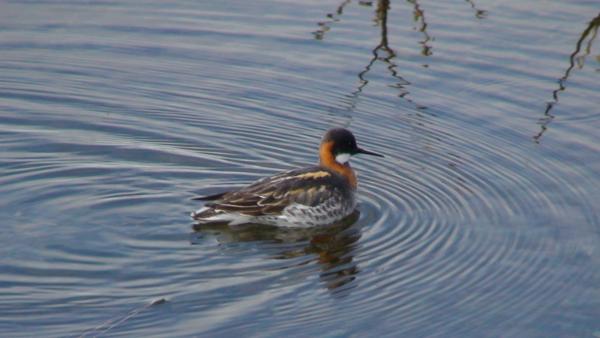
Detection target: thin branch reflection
<box><xmin>534</xmin><ymin>13</ymin><xmax>600</xmax><ymax>143</ymax></box>
<box><xmin>313</xmin><ymin>0</ymin><xmax>352</xmax><ymax>40</ymax></box>
<box><xmin>351</xmin><ymin>0</ymin><xmax>426</xmax><ymax>110</ymax></box>
<box><xmin>464</xmin><ymin>0</ymin><xmax>488</xmax><ymax>19</ymax></box>
<box><xmin>407</xmin><ymin>0</ymin><xmax>433</xmax><ymax>57</ymax></box>
<box><xmin>313</xmin><ymin>0</ymin><xmax>436</xmax><ymax>111</ymax></box>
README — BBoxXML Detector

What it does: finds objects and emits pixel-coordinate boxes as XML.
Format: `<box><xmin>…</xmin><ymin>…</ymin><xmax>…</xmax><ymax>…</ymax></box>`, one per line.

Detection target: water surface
<box><xmin>1</xmin><ymin>0</ymin><xmax>599</xmax><ymax>337</ymax></box>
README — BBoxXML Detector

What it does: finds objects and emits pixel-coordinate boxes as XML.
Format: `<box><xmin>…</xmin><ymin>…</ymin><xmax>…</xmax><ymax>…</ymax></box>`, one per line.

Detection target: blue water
<box><xmin>1</xmin><ymin>1</ymin><xmax>599</xmax><ymax>337</ymax></box>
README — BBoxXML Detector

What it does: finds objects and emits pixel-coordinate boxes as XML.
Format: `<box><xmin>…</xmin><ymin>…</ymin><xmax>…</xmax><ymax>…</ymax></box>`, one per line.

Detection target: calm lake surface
<box><xmin>1</xmin><ymin>0</ymin><xmax>599</xmax><ymax>337</ymax></box>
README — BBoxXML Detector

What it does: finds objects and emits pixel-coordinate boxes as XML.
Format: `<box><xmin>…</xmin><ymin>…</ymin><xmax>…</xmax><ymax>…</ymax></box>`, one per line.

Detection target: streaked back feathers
<box><xmin>194</xmin><ymin>166</ymin><xmax>353</xmax><ymax>219</ymax></box>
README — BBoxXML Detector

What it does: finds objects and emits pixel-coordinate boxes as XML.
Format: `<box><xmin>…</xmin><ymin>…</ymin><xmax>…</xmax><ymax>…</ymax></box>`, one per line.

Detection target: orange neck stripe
<box><xmin>319</xmin><ymin>141</ymin><xmax>357</xmax><ymax>189</ymax></box>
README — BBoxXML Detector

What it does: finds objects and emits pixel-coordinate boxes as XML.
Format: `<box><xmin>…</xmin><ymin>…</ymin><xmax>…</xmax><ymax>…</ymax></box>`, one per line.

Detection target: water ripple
<box><xmin>0</xmin><ymin>0</ymin><xmax>598</xmax><ymax>337</ymax></box>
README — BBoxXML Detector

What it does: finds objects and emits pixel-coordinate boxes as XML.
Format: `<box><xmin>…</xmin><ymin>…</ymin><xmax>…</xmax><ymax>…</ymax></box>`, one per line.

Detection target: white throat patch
<box><xmin>335</xmin><ymin>153</ymin><xmax>351</xmax><ymax>164</ymax></box>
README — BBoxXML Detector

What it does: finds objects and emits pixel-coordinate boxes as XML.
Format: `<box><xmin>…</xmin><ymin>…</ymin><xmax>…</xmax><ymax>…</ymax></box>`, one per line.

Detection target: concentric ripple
<box><xmin>342</xmin><ymin>106</ymin><xmax>598</xmax><ymax>335</ymax></box>
<box><xmin>1</xmin><ymin>0</ymin><xmax>599</xmax><ymax>337</ymax></box>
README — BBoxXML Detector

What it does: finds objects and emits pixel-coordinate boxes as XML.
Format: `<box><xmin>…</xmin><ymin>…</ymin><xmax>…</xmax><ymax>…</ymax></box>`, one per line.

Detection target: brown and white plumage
<box><xmin>191</xmin><ymin>128</ymin><xmax>383</xmax><ymax>227</ymax></box>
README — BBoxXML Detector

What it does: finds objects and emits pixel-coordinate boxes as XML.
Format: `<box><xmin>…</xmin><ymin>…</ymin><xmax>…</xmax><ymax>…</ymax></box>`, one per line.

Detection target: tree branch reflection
<box><xmin>534</xmin><ymin>13</ymin><xmax>600</xmax><ymax>143</ymax></box>
<box><xmin>464</xmin><ymin>0</ymin><xmax>488</xmax><ymax>19</ymax></box>
<box><xmin>313</xmin><ymin>0</ymin><xmax>436</xmax><ymax>111</ymax></box>
<box><xmin>350</xmin><ymin>0</ymin><xmax>426</xmax><ymax>111</ymax></box>
<box><xmin>313</xmin><ymin>0</ymin><xmax>352</xmax><ymax>40</ymax></box>
<box><xmin>407</xmin><ymin>0</ymin><xmax>433</xmax><ymax>57</ymax></box>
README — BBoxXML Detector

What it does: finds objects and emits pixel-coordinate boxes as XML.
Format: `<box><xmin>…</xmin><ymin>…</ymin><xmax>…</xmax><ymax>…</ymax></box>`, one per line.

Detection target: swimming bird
<box><xmin>191</xmin><ymin>128</ymin><xmax>383</xmax><ymax>227</ymax></box>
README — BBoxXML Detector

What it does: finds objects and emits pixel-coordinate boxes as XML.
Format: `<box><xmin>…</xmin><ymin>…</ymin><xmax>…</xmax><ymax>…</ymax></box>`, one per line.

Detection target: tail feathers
<box><xmin>191</xmin><ymin>206</ymin><xmax>251</xmax><ymax>226</ymax></box>
<box><xmin>191</xmin><ymin>206</ymin><xmax>219</xmax><ymax>220</ymax></box>
<box><xmin>191</xmin><ymin>191</ymin><xmax>228</xmax><ymax>201</ymax></box>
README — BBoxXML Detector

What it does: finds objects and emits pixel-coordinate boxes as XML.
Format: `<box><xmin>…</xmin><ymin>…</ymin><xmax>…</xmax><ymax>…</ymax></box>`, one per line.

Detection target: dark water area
<box><xmin>1</xmin><ymin>0</ymin><xmax>599</xmax><ymax>337</ymax></box>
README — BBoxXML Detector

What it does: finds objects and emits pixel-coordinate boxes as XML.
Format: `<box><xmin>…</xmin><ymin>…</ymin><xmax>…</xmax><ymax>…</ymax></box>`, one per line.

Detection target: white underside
<box><xmin>192</xmin><ymin>200</ymin><xmax>354</xmax><ymax>228</ymax></box>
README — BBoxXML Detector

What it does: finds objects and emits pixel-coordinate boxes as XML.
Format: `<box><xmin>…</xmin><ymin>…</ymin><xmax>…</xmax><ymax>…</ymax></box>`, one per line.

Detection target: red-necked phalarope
<box><xmin>191</xmin><ymin>128</ymin><xmax>384</xmax><ymax>227</ymax></box>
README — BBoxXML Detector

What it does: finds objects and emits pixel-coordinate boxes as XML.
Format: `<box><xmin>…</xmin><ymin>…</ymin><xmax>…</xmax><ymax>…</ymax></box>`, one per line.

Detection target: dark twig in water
<box><xmin>407</xmin><ymin>0</ymin><xmax>433</xmax><ymax>57</ymax></box>
<box><xmin>464</xmin><ymin>0</ymin><xmax>488</xmax><ymax>19</ymax></box>
<box><xmin>533</xmin><ymin>13</ymin><xmax>600</xmax><ymax>143</ymax></box>
<box><xmin>313</xmin><ymin>0</ymin><xmax>352</xmax><ymax>40</ymax></box>
<box><xmin>77</xmin><ymin>298</ymin><xmax>167</xmax><ymax>338</ymax></box>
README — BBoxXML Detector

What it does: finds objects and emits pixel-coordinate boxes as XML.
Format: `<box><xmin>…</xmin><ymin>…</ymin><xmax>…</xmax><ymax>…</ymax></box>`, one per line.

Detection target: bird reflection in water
<box><xmin>534</xmin><ymin>13</ymin><xmax>600</xmax><ymax>143</ymax></box>
<box><xmin>191</xmin><ymin>211</ymin><xmax>362</xmax><ymax>293</ymax></box>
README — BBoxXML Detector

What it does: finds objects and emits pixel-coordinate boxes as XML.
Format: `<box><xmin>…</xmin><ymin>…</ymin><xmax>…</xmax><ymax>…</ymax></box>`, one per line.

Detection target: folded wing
<box><xmin>205</xmin><ymin>167</ymin><xmax>347</xmax><ymax>216</ymax></box>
